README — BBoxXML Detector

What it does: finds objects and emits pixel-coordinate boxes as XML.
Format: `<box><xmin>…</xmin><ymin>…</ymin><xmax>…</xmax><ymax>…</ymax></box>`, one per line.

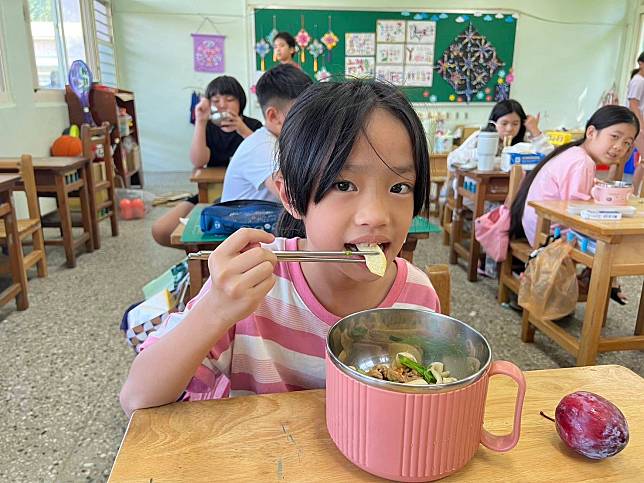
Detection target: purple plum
<box><xmin>555</xmin><ymin>391</ymin><xmax>629</xmax><ymax>459</ymax></box>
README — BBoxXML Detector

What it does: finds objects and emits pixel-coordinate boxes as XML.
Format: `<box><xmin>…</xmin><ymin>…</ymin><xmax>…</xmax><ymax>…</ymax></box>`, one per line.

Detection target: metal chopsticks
<box><xmin>187</xmin><ymin>250</ymin><xmax>379</xmax><ymax>263</ymax></box>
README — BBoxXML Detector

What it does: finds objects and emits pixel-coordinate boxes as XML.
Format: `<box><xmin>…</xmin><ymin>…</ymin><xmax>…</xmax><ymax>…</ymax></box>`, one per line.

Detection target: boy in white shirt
<box><xmin>221</xmin><ymin>64</ymin><xmax>312</xmax><ymax>202</ymax></box>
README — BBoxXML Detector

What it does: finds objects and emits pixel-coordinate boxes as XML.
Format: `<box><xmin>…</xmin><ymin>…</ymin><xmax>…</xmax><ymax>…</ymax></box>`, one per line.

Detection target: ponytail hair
<box><xmin>509</xmin><ymin>105</ymin><xmax>640</xmax><ymax>239</ymax></box>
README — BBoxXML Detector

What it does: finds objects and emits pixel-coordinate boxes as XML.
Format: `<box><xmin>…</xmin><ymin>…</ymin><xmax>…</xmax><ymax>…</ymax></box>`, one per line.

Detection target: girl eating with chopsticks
<box><xmin>120</xmin><ymin>80</ymin><xmax>440</xmax><ymax>415</ymax></box>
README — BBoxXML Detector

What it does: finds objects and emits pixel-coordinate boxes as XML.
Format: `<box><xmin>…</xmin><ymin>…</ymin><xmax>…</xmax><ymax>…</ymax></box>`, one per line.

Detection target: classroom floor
<box><xmin>0</xmin><ymin>171</ymin><xmax>642</xmax><ymax>482</ymax></box>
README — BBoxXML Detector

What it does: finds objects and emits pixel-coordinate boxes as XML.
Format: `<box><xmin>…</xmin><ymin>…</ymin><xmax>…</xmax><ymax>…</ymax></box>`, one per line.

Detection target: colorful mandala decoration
<box><xmin>321</xmin><ymin>16</ymin><xmax>339</xmax><ymax>62</ymax></box>
<box><xmin>267</xmin><ymin>16</ymin><xmax>279</xmax><ymax>61</ymax></box>
<box><xmin>295</xmin><ymin>15</ymin><xmax>311</xmax><ymax>63</ymax></box>
<box><xmin>255</xmin><ymin>38</ymin><xmax>271</xmax><ymax>71</ymax></box>
<box><xmin>307</xmin><ymin>39</ymin><xmax>324</xmax><ymax>72</ymax></box>
<box><xmin>434</xmin><ymin>23</ymin><xmax>505</xmax><ymax>102</ymax></box>
<box><xmin>315</xmin><ymin>66</ymin><xmax>331</xmax><ymax>82</ymax></box>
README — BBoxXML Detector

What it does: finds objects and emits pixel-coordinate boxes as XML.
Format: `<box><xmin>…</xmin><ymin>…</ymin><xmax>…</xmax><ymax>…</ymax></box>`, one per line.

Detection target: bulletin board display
<box><xmin>253</xmin><ymin>8</ymin><xmax>517</xmax><ymax>104</ymax></box>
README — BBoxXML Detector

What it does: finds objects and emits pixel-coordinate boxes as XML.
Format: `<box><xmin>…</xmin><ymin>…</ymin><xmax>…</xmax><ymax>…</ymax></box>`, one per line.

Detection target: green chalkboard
<box><xmin>253</xmin><ymin>9</ymin><xmax>517</xmax><ymax>104</ymax></box>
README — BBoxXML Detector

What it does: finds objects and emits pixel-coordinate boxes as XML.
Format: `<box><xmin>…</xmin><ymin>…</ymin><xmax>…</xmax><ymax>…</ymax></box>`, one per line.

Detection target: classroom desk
<box><xmin>190</xmin><ymin>167</ymin><xmax>226</xmax><ymax>203</ymax></box>
<box><xmin>172</xmin><ymin>204</ymin><xmax>441</xmax><ymax>299</ymax></box>
<box><xmin>449</xmin><ymin>168</ymin><xmax>510</xmax><ymax>282</ymax></box>
<box><xmin>527</xmin><ymin>200</ymin><xmax>644</xmax><ymax>366</ymax></box>
<box><xmin>109</xmin><ymin>364</ymin><xmax>644</xmax><ymax>482</ymax></box>
<box><xmin>0</xmin><ymin>156</ymin><xmax>94</xmax><ymax>268</ymax></box>
<box><xmin>0</xmin><ymin>174</ymin><xmax>28</xmax><ymax>310</ymax></box>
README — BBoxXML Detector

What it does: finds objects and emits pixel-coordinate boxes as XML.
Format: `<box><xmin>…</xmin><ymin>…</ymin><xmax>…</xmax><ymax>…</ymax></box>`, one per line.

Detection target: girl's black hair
<box><xmin>274</xmin><ymin>31</ymin><xmax>296</xmax><ymax>51</ymax></box>
<box><xmin>205</xmin><ymin>76</ymin><xmax>246</xmax><ymax>114</ymax></box>
<box><xmin>509</xmin><ymin>105</ymin><xmax>640</xmax><ymax>239</ymax></box>
<box><xmin>276</xmin><ymin>79</ymin><xmax>429</xmax><ymax>238</ymax></box>
<box><xmin>486</xmin><ymin>99</ymin><xmax>528</xmax><ymax>145</ymax></box>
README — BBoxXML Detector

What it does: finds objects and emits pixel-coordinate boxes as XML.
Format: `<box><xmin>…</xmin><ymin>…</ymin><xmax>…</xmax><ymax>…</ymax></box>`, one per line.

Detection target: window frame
<box><xmin>0</xmin><ymin>2</ymin><xmax>10</xmax><ymax>104</ymax></box>
<box><xmin>23</xmin><ymin>0</ymin><xmax>117</xmax><ymax>100</ymax></box>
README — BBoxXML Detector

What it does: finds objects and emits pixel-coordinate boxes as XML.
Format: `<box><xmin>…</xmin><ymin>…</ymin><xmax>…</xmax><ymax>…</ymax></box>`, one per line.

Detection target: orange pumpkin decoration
<box><xmin>51</xmin><ymin>135</ymin><xmax>82</xmax><ymax>156</ymax></box>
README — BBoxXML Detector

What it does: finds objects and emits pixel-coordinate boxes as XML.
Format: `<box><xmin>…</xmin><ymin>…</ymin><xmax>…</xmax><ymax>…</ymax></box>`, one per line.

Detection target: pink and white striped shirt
<box><xmin>141</xmin><ymin>237</ymin><xmax>440</xmax><ymax>400</ymax></box>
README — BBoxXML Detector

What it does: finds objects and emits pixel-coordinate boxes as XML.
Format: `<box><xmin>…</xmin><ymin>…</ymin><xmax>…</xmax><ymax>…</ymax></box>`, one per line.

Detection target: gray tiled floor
<box><xmin>0</xmin><ymin>171</ymin><xmax>641</xmax><ymax>482</ymax></box>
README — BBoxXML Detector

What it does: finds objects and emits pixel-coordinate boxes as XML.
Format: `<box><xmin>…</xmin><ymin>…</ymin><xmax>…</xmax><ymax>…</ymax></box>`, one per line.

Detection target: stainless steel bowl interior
<box><xmin>327</xmin><ymin>308</ymin><xmax>491</xmax><ymax>392</ymax></box>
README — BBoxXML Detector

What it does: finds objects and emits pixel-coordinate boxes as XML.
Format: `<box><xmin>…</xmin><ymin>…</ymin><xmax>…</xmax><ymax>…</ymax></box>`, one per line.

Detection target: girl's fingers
<box><xmin>228</xmin><ymin>246</ymin><xmax>277</xmax><ymax>274</ymax></box>
<box><xmin>245</xmin><ymin>273</ymin><xmax>277</xmax><ymax>299</ymax></box>
<box><xmin>216</xmin><ymin>228</ymin><xmax>276</xmax><ymax>257</ymax></box>
<box><xmin>237</xmin><ymin>260</ymin><xmax>277</xmax><ymax>289</ymax></box>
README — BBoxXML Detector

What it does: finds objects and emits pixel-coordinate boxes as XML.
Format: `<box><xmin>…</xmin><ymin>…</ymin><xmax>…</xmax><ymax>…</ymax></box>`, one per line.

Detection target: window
<box><xmin>92</xmin><ymin>0</ymin><xmax>117</xmax><ymax>87</ymax></box>
<box><xmin>25</xmin><ymin>0</ymin><xmax>117</xmax><ymax>90</ymax></box>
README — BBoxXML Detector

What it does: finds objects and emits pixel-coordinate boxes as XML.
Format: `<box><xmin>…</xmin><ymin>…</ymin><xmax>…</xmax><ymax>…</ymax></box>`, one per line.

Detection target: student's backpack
<box><xmin>200</xmin><ymin>199</ymin><xmax>283</xmax><ymax>236</ymax></box>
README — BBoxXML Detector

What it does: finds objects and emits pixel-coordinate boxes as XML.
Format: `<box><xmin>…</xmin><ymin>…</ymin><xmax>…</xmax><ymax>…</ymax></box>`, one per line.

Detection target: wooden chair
<box><xmin>43</xmin><ymin>122</ymin><xmax>119</xmax><ymax>249</ymax></box>
<box><xmin>427</xmin><ymin>264</ymin><xmax>451</xmax><ymax>315</ymax></box>
<box><xmin>80</xmin><ymin>122</ymin><xmax>119</xmax><ymax>249</ymax></box>
<box><xmin>497</xmin><ymin>165</ymin><xmax>529</xmax><ymax>305</ymax></box>
<box><xmin>428</xmin><ymin>153</ymin><xmax>448</xmax><ymax>218</ymax></box>
<box><xmin>0</xmin><ymin>155</ymin><xmax>48</xmax><ymax>282</ymax></box>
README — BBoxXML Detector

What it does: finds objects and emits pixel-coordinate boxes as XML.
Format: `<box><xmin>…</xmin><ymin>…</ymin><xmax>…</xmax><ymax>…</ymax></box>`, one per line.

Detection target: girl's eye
<box><xmin>334</xmin><ymin>181</ymin><xmax>356</xmax><ymax>192</ymax></box>
<box><xmin>391</xmin><ymin>183</ymin><xmax>413</xmax><ymax>194</ymax></box>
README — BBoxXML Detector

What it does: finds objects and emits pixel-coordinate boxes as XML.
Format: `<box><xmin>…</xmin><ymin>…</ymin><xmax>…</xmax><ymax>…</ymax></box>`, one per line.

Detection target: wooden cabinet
<box><xmin>65</xmin><ymin>85</ymin><xmax>144</xmax><ymax>187</ymax></box>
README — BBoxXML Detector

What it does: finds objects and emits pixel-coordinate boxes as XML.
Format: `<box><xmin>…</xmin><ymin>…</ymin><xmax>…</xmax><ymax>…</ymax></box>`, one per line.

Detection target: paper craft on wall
<box><xmin>406</xmin><ymin>21</ymin><xmax>436</xmax><ymax>44</ymax></box>
<box><xmin>345</xmin><ymin>56</ymin><xmax>375</xmax><ymax>78</ymax></box>
<box><xmin>192</xmin><ymin>33</ymin><xmax>225</xmax><ymax>73</ymax></box>
<box><xmin>377</xmin><ymin>44</ymin><xmax>404</xmax><ymax>64</ymax></box>
<box><xmin>404</xmin><ymin>66</ymin><xmax>433</xmax><ymax>86</ymax></box>
<box><xmin>345</xmin><ymin>33</ymin><xmax>375</xmax><ymax>56</ymax></box>
<box><xmin>375</xmin><ymin>65</ymin><xmax>404</xmax><ymax>85</ymax></box>
<box><xmin>255</xmin><ymin>38</ymin><xmax>271</xmax><ymax>71</ymax></box>
<box><xmin>321</xmin><ymin>15</ymin><xmax>339</xmax><ymax>61</ymax></box>
<box><xmin>376</xmin><ymin>20</ymin><xmax>406</xmax><ymax>43</ymax></box>
<box><xmin>296</xmin><ymin>15</ymin><xmax>311</xmax><ymax>62</ymax></box>
<box><xmin>435</xmin><ymin>23</ymin><xmax>505</xmax><ymax>102</ymax></box>
<box><xmin>405</xmin><ymin>44</ymin><xmax>434</xmax><ymax>64</ymax></box>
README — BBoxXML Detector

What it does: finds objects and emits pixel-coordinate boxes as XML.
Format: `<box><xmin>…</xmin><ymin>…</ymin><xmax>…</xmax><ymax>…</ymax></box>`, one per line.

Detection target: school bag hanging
<box><xmin>200</xmin><ymin>199</ymin><xmax>283</xmax><ymax>236</ymax></box>
<box><xmin>474</xmin><ymin>204</ymin><xmax>511</xmax><ymax>262</ymax></box>
<box><xmin>518</xmin><ymin>237</ymin><xmax>579</xmax><ymax>320</ymax></box>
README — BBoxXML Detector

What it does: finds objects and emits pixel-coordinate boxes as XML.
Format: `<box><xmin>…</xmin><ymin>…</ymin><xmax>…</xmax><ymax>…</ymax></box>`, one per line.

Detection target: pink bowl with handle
<box><xmin>326</xmin><ymin>308</ymin><xmax>526</xmax><ymax>481</ymax></box>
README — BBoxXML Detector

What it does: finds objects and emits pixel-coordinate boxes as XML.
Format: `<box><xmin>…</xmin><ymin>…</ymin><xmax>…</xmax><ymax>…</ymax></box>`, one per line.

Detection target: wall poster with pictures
<box><xmin>254</xmin><ymin>9</ymin><xmax>517</xmax><ymax>103</ymax></box>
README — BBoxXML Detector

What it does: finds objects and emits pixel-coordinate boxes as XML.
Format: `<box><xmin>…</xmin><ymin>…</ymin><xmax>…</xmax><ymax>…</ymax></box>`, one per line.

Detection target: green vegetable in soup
<box><xmin>398</xmin><ymin>355</ymin><xmax>436</xmax><ymax>384</ymax></box>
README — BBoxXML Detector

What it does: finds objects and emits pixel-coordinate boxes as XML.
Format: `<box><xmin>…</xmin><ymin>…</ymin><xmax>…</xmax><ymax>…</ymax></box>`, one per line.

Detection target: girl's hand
<box><xmin>207</xmin><ymin>228</ymin><xmax>277</xmax><ymax>328</ymax></box>
<box><xmin>524</xmin><ymin>113</ymin><xmax>542</xmax><ymax>137</ymax></box>
<box><xmin>195</xmin><ymin>97</ymin><xmax>211</xmax><ymax>124</ymax></box>
<box><xmin>220</xmin><ymin>111</ymin><xmax>253</xmax><ymax>138</ymax></box>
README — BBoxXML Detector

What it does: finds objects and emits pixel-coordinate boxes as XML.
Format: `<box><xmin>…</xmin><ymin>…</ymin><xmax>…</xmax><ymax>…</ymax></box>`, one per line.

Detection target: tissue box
<box><xmin>501</xmin><ymin>152</ymin><xmax>545</xmax><ymax>171</ymax></box>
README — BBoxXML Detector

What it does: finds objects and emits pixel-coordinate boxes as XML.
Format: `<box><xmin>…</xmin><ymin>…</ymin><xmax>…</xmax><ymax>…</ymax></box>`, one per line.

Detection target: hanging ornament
<box><xmin>321</xmin><ymin>15</ymin><xmax>339</xmax><ymax>62</ymax></box>
<box><xmin>296</xmin><ymin>15</ymin><xmax>311</xmax><ymax>63</ymax></box>
<box><xmin>307</xmin><ymin>39</ymin><xmax>324</xmax><ymax>72</ymax></box>
<box><xmin>267</xmin><ymin>15</ymin><xmax>279</xmax><ymax>62</ymax></box>
<box><xmin>255</xmin><ymin>38</ymin><xmax>270</xmax><ymax>71</ymax></box>
<box><xmin>315</xmin><ymin>66</ymin><xmax>331</xmax><ymax>82</ymax></box>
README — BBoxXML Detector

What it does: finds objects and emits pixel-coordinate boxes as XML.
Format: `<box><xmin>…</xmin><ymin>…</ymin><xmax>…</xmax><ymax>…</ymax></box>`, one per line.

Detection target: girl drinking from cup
<box><xmin>120</xmin><ymin>80</ymin><xmax>440</xmax><ymax>415</ymax></box>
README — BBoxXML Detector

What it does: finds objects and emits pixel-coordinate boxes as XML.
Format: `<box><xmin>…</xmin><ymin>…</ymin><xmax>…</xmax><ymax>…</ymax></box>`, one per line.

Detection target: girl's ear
<box><xmin>586</xmin><ymin>125</ymin><xmax>598</xmax><ymax>139</ymax></box>
<box><xmin>274</xmin><ymin>172</ymin><xmax>303</xmax><ymax>220</ymax></box>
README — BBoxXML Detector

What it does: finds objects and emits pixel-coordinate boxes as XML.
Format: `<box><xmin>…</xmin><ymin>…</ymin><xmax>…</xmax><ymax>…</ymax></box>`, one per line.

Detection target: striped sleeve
<box><xmin>392</xmin><ymin>261</ymin><xmax>441</xmax><ymax>313</ymax></box>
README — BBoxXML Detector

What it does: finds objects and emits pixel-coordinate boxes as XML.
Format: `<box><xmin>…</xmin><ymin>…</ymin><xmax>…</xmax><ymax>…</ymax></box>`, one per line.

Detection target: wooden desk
<box><xmin>527</xmin><ymin>200</ymin><xmax>644</xmax><ymax>366</ymax></box>
<box><xmin>173</xmin><ymin>205</ymin><xmax>441</xmax><ymax>299</ymax></box>
<box><xmin>449</xmin><ymin>169</ymin><xmax>510</xmax><ymax>281</ymax></box>
<box><xmin>191</xmin><ymin>167</ymin><xmax>226</xmax><ymax>203</ymax></box>
<box><xmin>31</xmin><ymin>157</ymin><xmax>94</xmax><ymax>268</ymax></box>
<box><xmin>0</xmin><ymin>174</ymin><xmax>28</xmax><ymax>310</ymax></box>
<box><xmin>110</xmin><ymin>365</ymin><xmax>644</xmax><ymax>482</ymax></box>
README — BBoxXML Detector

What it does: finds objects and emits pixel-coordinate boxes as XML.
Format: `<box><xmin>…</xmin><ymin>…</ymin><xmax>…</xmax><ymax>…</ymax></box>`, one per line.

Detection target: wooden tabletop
<box><xmin>109</xmin><ymin>364</ymin><xmax>644</xmax><ymax>482</ymax></box>
<box><xmin>3</xmin><ymin>156</ymin><xmax>91</xmax><ymax>171</ymax></box>
<box><xmin>190</xmin><ymin>167</ymin><xmax>227</xmax><ymax>183</ymax></box>
<box><xmin>529</xmin><ymin>200</ymin><xmax>644</xmax><ymax>238</ymax></box>
<box><xmin>0</xmin><ymin>173</ymin><xmax>21</xmax><ymax>191</ymax></box>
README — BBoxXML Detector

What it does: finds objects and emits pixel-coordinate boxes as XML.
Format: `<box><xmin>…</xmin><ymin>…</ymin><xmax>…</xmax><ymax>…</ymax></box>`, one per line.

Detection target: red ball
<box><xmin>51</xmin><ymin>135</ymin><xmax>82</xmax><ymax>156</ymax></box>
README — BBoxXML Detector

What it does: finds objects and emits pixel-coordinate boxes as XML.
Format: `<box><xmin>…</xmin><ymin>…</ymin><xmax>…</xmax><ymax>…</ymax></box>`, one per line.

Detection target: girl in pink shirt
<box><xmin>509</xmin><ymin>105</ymin><xmax>638</xmax><ymax>304</ymax></box>
<box><xmin>510</xmin><ymin>105</ymin><xmax>639</xmax><ymax>246</ymax></box>
<box><xmin>120</xmin><ymin>80</ymin><xmax>440</xmax><ymax>415</ymax></box>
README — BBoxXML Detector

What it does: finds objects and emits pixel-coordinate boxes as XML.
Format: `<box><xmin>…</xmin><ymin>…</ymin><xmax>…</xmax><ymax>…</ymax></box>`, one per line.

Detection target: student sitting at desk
<box><xmin>509</xmin><ymin>105</ymin><xmax>639</xmax><ymax>305</ymax></box>
<box><xmin>151</xmin><ymin>76</ymin><xmax>262</xmax><ymax>247</ymax></box>
<box><xmin>119</xmin><ymin>80</ymin><xmax>439</xmax><ymax>414</ymax></box>
<box><xmin>221</xmin><ymin>64</ymin><xmax>312</xmax><ymax>203</ymax></box>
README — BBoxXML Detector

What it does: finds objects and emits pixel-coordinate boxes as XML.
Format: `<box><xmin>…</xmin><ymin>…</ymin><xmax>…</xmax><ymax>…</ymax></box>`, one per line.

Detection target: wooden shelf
<box><xmin>65</xmin><ymin>84</ymin><xmax>144</xmax><ymax>188</ymax></box>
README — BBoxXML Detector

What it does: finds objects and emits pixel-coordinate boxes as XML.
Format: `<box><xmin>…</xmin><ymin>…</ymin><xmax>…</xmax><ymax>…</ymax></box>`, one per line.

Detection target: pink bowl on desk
<box><xmin>591</xmin><ymin>182</ymin><xmax>633</xmax><ymax>205</ymax></box>
<box><xmin>326</xmin><ymin>308</ymin><xmax>526</xmax><ymax>482</ymax></box>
